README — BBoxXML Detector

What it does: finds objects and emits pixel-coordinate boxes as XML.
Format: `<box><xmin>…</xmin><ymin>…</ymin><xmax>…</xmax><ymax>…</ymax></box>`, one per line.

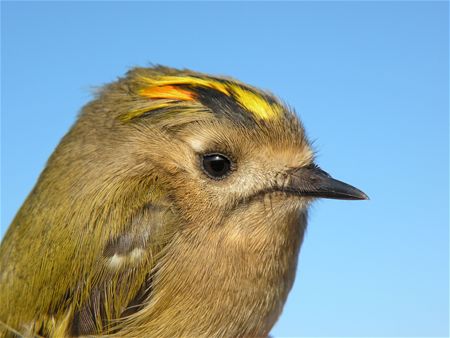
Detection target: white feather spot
<box><xmin>129</xmin><ymin>248</ymin><xmax>144</xmax><ymax>262</ymax></box>
<box><xmin>108</xmin><ymin>254</ymin><xmax>124</xmax><ymax>269</ymax></box>
<box><xmin>187</xmin><ymin>138</ymin><xmax>204</xmax><ymax>152</ymax></box>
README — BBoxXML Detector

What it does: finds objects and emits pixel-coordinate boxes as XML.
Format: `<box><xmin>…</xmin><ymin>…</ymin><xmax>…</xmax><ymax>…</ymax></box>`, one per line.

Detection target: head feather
<box><xmin>119</xmin><ymin>69</ymin><xmax>285</xmax><ymax>124</ymax></box>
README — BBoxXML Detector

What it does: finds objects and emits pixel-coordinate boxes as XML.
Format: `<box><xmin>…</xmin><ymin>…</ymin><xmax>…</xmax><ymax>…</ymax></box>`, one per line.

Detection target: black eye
<box><xmin>202</xmin><ymin>153</ymin><xmax>232</xmax><ymax>179</ymax></box>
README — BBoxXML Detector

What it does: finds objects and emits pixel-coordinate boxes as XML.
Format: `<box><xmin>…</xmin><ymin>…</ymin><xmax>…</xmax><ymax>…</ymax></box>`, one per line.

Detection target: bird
<box><xmin>0</xmin><ymin>66</ymin><xmax>367</xmax><ymax>338</ymax></box>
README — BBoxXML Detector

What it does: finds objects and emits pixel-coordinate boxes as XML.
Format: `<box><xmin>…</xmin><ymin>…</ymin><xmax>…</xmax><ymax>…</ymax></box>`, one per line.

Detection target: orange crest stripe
<box><xmin>139</xmin><ymin>85</ymin><xmax>195</xmax><ymax>101</ymax></box>
<box><xmin>127</xmin><ymin>74</ymin><xmax>284</xmax><ymax>122</ymax></box>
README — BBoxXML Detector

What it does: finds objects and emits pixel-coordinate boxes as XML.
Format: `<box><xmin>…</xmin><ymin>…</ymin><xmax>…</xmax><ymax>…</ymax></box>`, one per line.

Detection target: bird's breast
<box><xmin>125</xmin><ymin>200</ymin><xmax>308</xmax><ymax>337</ymax></box>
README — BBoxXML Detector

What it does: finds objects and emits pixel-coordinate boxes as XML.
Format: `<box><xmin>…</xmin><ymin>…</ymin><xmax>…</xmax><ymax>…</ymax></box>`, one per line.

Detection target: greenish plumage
<box><xmin>0</xmin><ymin>66</ymin><xmax>367</xmax><ymax>337</ymax></box>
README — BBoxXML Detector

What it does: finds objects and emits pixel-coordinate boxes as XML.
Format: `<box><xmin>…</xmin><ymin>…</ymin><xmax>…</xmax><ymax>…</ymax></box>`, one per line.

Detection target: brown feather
<box><xmin>1</xmin><ymin>66</ymin><xmax>316</xmax><ymax>337</ymax></box>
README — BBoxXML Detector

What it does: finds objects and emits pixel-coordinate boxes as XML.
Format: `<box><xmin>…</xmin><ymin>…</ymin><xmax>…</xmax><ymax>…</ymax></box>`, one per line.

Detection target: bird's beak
<box><xmin>286</xmin><ymin>165</ymin><xmax>369</xmax><ymax>200</ymax></box>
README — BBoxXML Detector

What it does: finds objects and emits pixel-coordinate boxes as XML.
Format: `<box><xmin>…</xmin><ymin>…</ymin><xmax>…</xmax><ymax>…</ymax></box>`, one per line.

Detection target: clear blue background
<box><xmin>1</xmin><ymin>2</ymin><xmax>448</xmax><ymax>337</ymax></box>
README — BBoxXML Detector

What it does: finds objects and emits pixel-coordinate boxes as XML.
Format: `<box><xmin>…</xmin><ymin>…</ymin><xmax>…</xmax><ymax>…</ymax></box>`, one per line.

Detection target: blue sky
<box><xmin>1</xmin><ymin>2</ymin><xmax>448</xmax><ymax>337</ymax></box>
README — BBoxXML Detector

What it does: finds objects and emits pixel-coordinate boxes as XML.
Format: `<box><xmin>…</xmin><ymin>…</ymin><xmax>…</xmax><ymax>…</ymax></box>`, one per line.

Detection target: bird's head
<box><xmin>68</xmin><ymin>66</ymin><xmax>367</xmax><ymax>230</ymax></box>
<box><xmin>2</xmin><ymin>67</ymin><xmax>368</xmax><ymax>337</ymax></box>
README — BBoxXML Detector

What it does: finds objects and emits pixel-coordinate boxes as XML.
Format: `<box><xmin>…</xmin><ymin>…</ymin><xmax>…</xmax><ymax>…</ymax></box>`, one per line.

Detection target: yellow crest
<box><xmin>121</xmin><ymin>73</ymin><xmax>284</xmax><ymax>122</ymax></box>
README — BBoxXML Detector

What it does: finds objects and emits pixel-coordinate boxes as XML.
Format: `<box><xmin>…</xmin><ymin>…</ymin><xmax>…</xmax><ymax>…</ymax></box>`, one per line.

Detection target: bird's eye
<box><xmin>202</xmin><ymin>153</ymin><xmax>232</xmax><ymax>179</ymax></box>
